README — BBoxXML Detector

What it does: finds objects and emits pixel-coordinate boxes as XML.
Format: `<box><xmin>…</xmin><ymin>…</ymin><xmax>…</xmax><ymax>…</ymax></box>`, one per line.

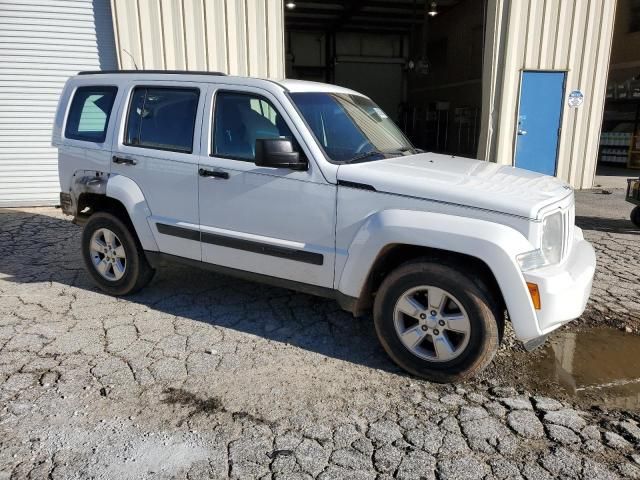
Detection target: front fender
<box><xmin>338</xmin><ymin>209</ymin><xmax>542</xmax><ymax>341</ymax></box>
<box><xmin>106</xmin><ymin>175</ymin><xmax>158</xmax><ymax>252</ymax></box>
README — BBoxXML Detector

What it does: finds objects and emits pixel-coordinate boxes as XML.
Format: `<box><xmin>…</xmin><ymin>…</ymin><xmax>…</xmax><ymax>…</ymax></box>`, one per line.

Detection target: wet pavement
<box><xmin>533</xmin><ymin>329</ymin><xmax>640</xmax><ymax>410</ymax></box>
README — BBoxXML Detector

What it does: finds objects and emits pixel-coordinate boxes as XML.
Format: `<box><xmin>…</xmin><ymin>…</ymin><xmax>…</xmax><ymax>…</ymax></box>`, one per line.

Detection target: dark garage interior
<box><xmin>284</xmin><ymin>0</ymin><xmax>487</xmax><ymax>157</ymax></box>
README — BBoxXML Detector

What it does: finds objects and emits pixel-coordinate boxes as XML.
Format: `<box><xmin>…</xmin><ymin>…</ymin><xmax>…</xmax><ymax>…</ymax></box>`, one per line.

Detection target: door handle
<box><xmin>112</xmin><ymin>156</ymin><xmax>137</xmax><ymax>166</ymax></box>
<box><xmin>517</xmin><ymin>129</ymin><xmax>528</xmax><ymax>136</ymax></box>
<box><xmin>199</xmin><ymin>168</ymin><xmax>229</xmax><ymax>179</ymax></box>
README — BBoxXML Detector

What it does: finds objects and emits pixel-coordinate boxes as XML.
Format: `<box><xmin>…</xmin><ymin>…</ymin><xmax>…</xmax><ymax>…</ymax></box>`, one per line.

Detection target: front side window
<box><xmin>212</xmin><ymin>91</ymin><xmax>293</xmax><ymax>160</ymax></box>
<box><xmin>65</xmin><ymin>86</ymin><xmax>117</xmax><ymax>143</ymax></box>
<box><xmin>290</xmin><ymin>92</ymin><xmax>414</xmax><ymax>162</ymax></box>
<box><xmin>125</xmin><ymin>87</ymin><xmax>199</xmax><ymax>153</ymax></box>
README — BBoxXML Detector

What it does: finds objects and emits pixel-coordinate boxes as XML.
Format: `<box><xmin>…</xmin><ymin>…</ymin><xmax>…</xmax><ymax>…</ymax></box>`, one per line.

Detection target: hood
<box><xmin>337</xmin><ymin>153</ymin><xmax>572</xmax><ymax>219</ymax></box>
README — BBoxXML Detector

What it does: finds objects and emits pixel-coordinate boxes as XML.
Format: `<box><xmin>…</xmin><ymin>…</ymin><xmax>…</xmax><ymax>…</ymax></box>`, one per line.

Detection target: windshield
<box><xmin>290</xmin><ymin>92</ymin><xmax>415</xmax><ymax>162</ymax></box>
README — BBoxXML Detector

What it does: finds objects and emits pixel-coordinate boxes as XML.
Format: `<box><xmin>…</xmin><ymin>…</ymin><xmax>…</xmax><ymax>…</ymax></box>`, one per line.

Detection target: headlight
<box><xmin>517</xmin><ymin>211</ymin><xmax>564</xmax><ymax>271</ymax></box>
<box><xmin>541</xmin><ymin>212</ymin><xmax>563</xmax><ymax>264</ymax></box>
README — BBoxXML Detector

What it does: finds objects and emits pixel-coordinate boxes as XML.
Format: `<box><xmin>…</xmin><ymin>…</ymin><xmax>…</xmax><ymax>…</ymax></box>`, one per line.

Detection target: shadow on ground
<box><xmin>576</xmin><ymin>215</ymin><xmax>639</xmax><ymax>235</ymax></box>
<box><xmin>0</xmin><ymin>208</ymin><xmax>400</xmax><ymax>374</ymax></box>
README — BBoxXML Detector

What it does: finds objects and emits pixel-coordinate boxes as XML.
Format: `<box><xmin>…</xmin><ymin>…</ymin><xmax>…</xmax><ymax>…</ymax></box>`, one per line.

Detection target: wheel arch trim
<box><xmin>105</xmin><ymin>174</ymin><xmax>158</xmax><ymax>251</ymax></box>
<box><xmin>337</xmin><ymin>209</ymin><xmax>541</xmax><ymax>341</ymax></box>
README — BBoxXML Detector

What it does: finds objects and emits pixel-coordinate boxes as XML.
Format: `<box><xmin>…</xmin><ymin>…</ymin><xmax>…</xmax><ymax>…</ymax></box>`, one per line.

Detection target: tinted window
<box><xmin>212</xmin><ymin>92</ymin><xmax>293</xmax><ymax>160</ymax></box>
<box><xmin>125</xmin><ymin>87</ymin><xmax>199</xmax><ymax>153</ymax></box>
<box><xmin>65</xmin><ymin>86</ymin><xmax>117</xmax><ymax>143</ymax></box>
<box><xmin>290</xmin><ymin>92</ymin><xmax>413</xmax><ymax>162</ymax></box>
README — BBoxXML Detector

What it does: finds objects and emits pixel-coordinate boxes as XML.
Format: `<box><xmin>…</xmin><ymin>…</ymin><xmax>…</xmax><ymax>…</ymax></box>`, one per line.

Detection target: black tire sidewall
<box><xmin>374</xmin><ymin>262</ymin><xmax>499</xmax><ymax>382</ymax></box>
<box><xmin>81</xmin><ymin>213</ymin><xmax>143</xmax><ymax>295</ymax></box>
<box><xmin>631</xmin><ymin>206</ymin><xmax>640</xmax><ymax>228</ymax></box>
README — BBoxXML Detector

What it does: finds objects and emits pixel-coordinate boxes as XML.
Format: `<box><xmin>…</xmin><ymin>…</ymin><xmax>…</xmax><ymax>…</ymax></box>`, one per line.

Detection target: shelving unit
<box><xmin>629</xmin><ymin>134</ymin><xmax>640</xmax><ymax>169</ymax></box>
<box><xmin>598</xmin><ymin>96</ymin><xmax>640</xmax><ymax>169</ymax></box>
<box><xmin>599</xmin><ymin>132</ymin><xmax>632</xmax><ymax>166</ymax></box>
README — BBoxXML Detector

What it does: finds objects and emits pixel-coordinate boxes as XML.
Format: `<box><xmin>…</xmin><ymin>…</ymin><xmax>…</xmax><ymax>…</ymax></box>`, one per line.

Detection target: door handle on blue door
<box><xmin>112</xmin><ymin>156</ymin><xmax>137</xmax><ymax>165</ymax></box>
<box><xmin>517</xmin><ymin>129</ymin><xmax>528</xmax><ymax>136</ymax></box>
<box><xmin>199</xmin><ymin>168</ymin><xmax>229</xmax><ymax>179</ymax></box>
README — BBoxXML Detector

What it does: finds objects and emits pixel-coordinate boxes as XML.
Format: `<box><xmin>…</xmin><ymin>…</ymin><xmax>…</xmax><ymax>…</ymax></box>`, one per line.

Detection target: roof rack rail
<box><xmin>78</xmin><ymin>70</ymin><xmax>227</xmax><ymax>76</ymax></box>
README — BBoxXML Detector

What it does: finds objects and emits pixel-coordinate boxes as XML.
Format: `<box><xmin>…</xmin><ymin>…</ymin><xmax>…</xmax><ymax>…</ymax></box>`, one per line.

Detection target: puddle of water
<box><xmin>534</xmin><ymin>329</ymin><xmax>640</xmax><ymax>410</ymax></box>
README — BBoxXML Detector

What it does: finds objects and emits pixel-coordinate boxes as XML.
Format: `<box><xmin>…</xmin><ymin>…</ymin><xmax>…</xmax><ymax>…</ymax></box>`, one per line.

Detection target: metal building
<box><xmin>109</xmin><ymin>0</ymin><xmax>284</xmax><ymax>78</ymax></box>
<box><xmin>481</xmin><ymin>0</ymin><xmax>618</xmax><ymax>189</ymax></box>
<box><xmin>0</xmin><ymin>0</ymin><xmax>626</xmax><ymax>206</ymax></box>
<box><xmin>0</xmin><ymin>0</ymin><xmax>117</xmax><ymax>206</ymax></box>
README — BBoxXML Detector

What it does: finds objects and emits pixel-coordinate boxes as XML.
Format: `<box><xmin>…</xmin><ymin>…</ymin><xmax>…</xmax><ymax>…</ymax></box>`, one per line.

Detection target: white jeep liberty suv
<box><xmin>53</xmin><ymin>71</ymin><xmax>596</xmax><ymax>382</ymax></box>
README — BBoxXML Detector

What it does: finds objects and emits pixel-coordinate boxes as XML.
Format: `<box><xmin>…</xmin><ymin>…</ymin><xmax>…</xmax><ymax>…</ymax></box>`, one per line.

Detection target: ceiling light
<box><xmin>285</xmin><ymin>1</ymin><xmax>296</xmax><ymax>9</ymax></box>
<box><xmin>428</xmin><ymin>1</ymin><xmax>438</xmax><ymax>16</ymax></box>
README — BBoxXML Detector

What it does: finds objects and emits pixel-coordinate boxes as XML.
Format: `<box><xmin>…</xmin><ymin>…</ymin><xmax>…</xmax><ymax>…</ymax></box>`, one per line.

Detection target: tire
<box><xmin>631</xmin><ymin>206</ymin><xmax>640</xmax><ymax>228</ymax></box>
<box><xmin>81</xmin><ymin>212</ymin><xmax>154</xmax><ymax>295</ymax></box>
<box><xmin>373</xmin><ymin>260</ymin><xmax>501</xmax><ymax>383</ymax></box>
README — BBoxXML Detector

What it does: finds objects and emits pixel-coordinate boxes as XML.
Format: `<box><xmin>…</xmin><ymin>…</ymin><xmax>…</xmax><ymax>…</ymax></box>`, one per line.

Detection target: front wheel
<box><xmin>631</xmin><ymin>205</ymin><xmax>640</xmax><ymax>228</ymax></box>
<box><xmin>373</xmin><ymin>261</ymin><xmax>501</xmax><ymax>383</ymax></box>
<box><xmin>81</xmin><ymin>212</ymin><xmax>154</xmax><ymax>295</ymax></box>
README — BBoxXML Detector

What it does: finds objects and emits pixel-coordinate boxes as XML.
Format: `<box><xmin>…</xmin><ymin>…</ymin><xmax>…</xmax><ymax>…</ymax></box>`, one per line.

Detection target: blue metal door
<box><xmin>514</xmin><ymin>71</ymin><xmax>566</xmax><ymax>176</ymax></box>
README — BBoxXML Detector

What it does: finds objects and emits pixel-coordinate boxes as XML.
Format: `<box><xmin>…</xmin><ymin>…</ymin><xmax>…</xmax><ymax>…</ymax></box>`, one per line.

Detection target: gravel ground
<box><xmin>574</xmin><ymin>189</ymin><xmax>640</xmax><ymax>332</ymax></box>
<box><xmin>0</xmin><ymin>189</ymin><xmax>639</xmax><ymax>480</ymax></box>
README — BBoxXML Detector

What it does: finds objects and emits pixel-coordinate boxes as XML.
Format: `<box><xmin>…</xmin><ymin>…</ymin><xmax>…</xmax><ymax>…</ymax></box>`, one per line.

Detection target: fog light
<box><xmin>527</xmin><ymin>282</ymin><xmax>541</xmax><ymax>310</ymax></box>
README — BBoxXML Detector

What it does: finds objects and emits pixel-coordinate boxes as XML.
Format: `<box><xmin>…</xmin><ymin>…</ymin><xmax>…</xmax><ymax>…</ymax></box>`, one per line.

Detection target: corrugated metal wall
<box><xmin>0</xmin><ymin>0</ymin><xmax>117</xmax><ymax>206</ymax></box>
<box><xmin>479</xmin><ymin>0</ymin><xmax>617</xmax><ymax>189</ymax></box>
<box><xmin>110</xmin><ymin>0</ymin><xmax>285</xmax><ymax>78</ymax></box>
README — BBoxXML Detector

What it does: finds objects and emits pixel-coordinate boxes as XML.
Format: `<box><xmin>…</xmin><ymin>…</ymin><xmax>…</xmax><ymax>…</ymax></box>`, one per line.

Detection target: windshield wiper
<box><xmin>344</xmin><ymin>150</ymin><xmax>384</xmax><ymax>164</ymax></box>
<box><xmin>387</xmin><ymin>146</ymin><xmax>423</xmax><ymax>155</ymax></box>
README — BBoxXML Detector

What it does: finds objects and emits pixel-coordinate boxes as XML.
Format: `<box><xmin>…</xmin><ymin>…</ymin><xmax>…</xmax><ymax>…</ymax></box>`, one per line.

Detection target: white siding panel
<box><xmin>0</xmin><ymin>0</ymin><xmax>117</xmax><ymax>207</ymax></box>
<box><xmin>480</xmin><ymin>0</ymin><xmax>616</xmax><ymax>189</ymax></box>
<box><xmin>111</xmin><ymin>0</ymin><xmax>285</xmax><ymax>78</ymax></box>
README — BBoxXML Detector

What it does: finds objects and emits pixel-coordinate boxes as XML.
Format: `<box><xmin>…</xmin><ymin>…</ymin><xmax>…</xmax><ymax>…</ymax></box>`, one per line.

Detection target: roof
<box><xmin>275</xmin><ymin>78</ymin><xmax>360</xmax><ymax>95</ymax></box>
<box><xmin>79</xmin><ymin>69</ymin><xmax>226</xmax><ymax>76</ymax></box>
<box><xmin>76</xmin><ymin>70</ymin><xmax>363</xmax><ymax>96</ymax></box>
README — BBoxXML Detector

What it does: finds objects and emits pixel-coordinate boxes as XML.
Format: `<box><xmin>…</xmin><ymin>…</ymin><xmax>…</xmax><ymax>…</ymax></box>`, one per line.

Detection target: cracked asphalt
<box><xmin>1</xmin><ymin>188</ymin><xmax>639</xmax><ymax>479</ymax></box>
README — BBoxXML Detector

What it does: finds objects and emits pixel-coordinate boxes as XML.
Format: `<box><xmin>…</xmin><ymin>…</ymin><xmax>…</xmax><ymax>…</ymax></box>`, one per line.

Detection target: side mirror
<box><xmin>255</xmin><ymin>138</ymin><xmax>307</xmax><ymax>171</ymax></box>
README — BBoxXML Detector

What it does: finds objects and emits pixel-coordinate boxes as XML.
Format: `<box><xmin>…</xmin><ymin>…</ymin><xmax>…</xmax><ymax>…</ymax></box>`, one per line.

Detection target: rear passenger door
<box><xmin>111</xmin><ymin>82</ymin><xmax>204</xmax><ymax>260</ymax></box>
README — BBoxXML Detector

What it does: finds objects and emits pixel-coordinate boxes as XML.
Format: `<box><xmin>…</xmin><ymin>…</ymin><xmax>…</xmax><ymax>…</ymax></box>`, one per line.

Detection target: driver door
<box><xmin>197</xmin><ymin>86</ymin><xmax>336</xmax><ymax>288</ymax></box>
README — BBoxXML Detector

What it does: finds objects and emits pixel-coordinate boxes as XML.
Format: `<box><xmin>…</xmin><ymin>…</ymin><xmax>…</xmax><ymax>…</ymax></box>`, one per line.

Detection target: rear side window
<box><xmin>65</xmin><ymin>86</ymin><xmax>117</xmax><ymax>143</ymax></box>
<box><xmin>125</xmin><ymin>87</ymin><xmax>199</xmax><ymax>153</ymax></box>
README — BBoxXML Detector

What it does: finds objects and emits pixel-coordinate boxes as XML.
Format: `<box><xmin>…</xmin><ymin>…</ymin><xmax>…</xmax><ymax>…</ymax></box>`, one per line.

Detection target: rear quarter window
<box><xmin>65</xmin><ymin>86</ymin><xmax>118</xmax><ymax>143</ymax></box>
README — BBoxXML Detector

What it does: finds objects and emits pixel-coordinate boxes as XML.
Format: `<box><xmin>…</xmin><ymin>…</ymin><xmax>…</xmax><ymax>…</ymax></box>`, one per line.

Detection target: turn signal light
<box><xmin>526</xmin><ymin>282</ymin><xmax>541</xmax><ymax>310</ymax></box>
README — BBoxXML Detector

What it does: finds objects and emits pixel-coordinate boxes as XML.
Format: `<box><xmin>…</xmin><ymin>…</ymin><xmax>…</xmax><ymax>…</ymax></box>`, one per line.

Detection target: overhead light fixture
<box><xmin>428</xmin><ymin>1</ymin><xmax>438</xmax><ymax>16</ymax></box>
<box><xmin>285</xmin><ymin>1</ymin><xmax>296</xmax><ymax>9</ymax></box>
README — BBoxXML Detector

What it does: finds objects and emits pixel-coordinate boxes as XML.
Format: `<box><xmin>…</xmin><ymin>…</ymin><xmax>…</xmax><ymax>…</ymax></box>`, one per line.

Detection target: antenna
<box><xmin>121</xmin><ymin>48</ymin><xmax>139</xmax><ymax>70</ymax></box>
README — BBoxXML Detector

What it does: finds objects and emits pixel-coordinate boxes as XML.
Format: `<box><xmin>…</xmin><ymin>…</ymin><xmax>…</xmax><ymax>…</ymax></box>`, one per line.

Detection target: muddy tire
<box><xmin>631</xmin><ymin>206</ymin><xmax>640</xmax><ymax>228</ymax></box>
<box><xmin>81</xmin><ymin>212</ymin><xmax>154</xmax><ymax>295</ymax></box>
<box><xmin>373</xmin><ymin>261</ymin><xmax>501</xmax><ymax>383</ymax></box>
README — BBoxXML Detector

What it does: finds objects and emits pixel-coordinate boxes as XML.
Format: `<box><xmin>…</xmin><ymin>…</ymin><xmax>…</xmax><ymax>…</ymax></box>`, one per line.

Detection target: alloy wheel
<box><xmin>393</xmin><ymin>285</ymin><xmax>471</xmax><ymax>362</ymax></box>
<box><xmin>89</xmin><ymin>228</ymin><xmax>127</xmax><ymax>281</ymax></box>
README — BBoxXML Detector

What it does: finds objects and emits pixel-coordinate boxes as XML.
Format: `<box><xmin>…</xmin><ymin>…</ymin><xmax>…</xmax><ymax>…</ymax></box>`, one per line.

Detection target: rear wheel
<box><xmin>631</xmin><ymin>206</ymin><xmax>640</xmax><ymax>228</ymax></box>
<box><xmin>373</xmin><ymin>261</ymin><xmax>501</xmax><ymax>382</ymax></box>
<box><xmin>81</xmin><ymin>212</ymin><xmax>154</xmax><ymax>295</ymax></box>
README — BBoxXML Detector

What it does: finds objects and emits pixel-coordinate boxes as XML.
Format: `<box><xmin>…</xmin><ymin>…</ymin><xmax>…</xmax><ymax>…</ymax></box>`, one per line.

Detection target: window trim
<box><xmin>64</xmin><ymin>85</ymin><xmax>118</xmax><ymax>143</ymax></box>
<box><xmin>210</xmin><ymin>89</ymin><xmax>296</xmax><ymax>162</ymax></box>
<box><xmin>123</xmin><ymin>85</ymin><xmax>201</xmax><ymax>154</ymax></box>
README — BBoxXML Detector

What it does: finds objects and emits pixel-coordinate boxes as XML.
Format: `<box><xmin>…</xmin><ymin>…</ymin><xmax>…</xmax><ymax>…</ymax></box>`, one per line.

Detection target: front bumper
<box><xmin>59</xmin><ymin>192</ymin><xmax>74</xmax><ymax>216</ymax></box>
<box><xmin>521</xmin><ymin>227</ymin><xmax>596</xmax><ymax>338</ymax></box>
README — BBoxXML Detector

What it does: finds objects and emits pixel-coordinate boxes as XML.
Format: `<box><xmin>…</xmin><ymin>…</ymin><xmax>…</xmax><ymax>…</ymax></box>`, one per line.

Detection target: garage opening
<box><xmin>284</xmin><ymin>0</ymin><xmax>487</xmax><ymax>158</ymax></box>
<box><xmin>597</xmin><ymin>0</ymin><xmax>640</xmax><ymax>180</ymax></box>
